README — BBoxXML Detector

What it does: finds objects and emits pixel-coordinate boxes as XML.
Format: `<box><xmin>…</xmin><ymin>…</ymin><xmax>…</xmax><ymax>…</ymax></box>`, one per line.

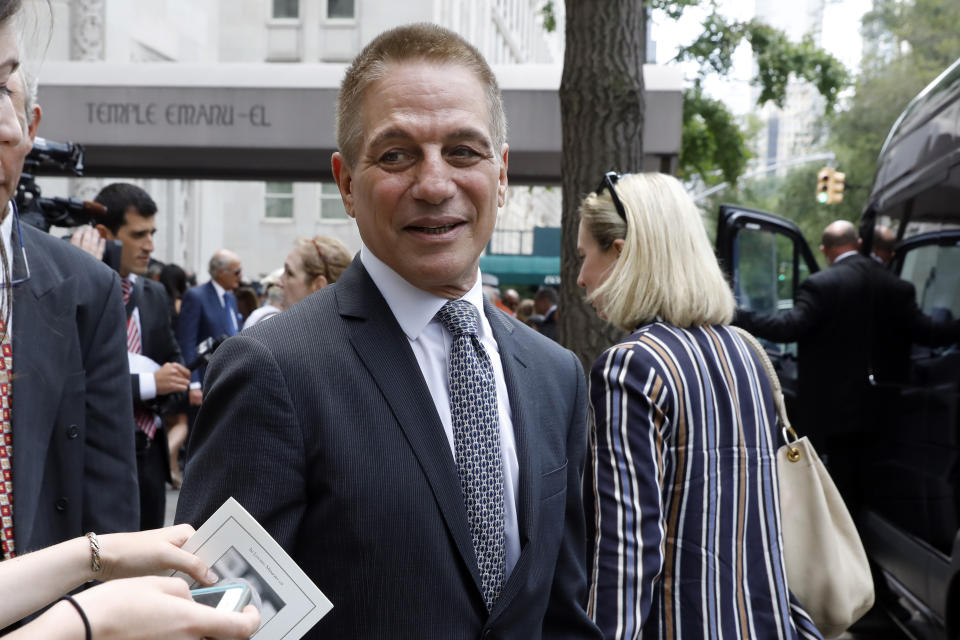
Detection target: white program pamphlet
<box><xmin>173</xmin><ymin>498</ymin><xmax>333</xmax><ymax>639</ymax></box>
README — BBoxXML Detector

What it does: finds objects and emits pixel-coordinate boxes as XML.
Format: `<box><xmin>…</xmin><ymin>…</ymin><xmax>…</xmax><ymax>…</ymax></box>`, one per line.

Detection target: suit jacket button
<box><xmin>55</xmin><ymin>497</ymin><xmax>69</xmax><ymax>511</ymax></box>
<box><xmin>66</xmin><ymin>425</ymin><xmax>80</xmax><ymax>439</ymax></box>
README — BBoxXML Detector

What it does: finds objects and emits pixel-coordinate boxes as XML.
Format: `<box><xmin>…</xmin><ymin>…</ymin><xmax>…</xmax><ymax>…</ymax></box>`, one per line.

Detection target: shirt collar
<box><xmin>211</xmin><ymin>278</ymin><xmax>227</xmax><ymax>304</ymax></box>
<box><xmin>0</xmin><ymin>203</ymin><xmax>12</xmax><ymax>285</ymax></box>
<box><xmin>833</xmin><ymin>250</ymin><xmax>859</xmax><ymax>264</ymax></box>
<box><xmin>359</xmin><ymin>243</ymin><xmax>487</xmax><ymax>341</ymax></box>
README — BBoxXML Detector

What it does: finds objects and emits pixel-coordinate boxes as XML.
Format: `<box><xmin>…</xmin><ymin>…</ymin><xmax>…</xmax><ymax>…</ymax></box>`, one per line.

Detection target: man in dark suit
<box><xmin>90</xmin><ymin>183</ymin><xmax>190</xmax><ymax>530</ymax></box>
<box><xmin>735</xmin><ymin>220</ymin><xmax>960</xmax><ymax>509</ymax></box>
<box><xmin>176</xmin><ymin>248</ymin><xmax>241</xmax><ymax>404</ymax></box>
<box><xmin>177</xmin><ymin>23</ymin><xmax>600</xmax><ymax>640</ymax></box>
<box><xmin>534</xmin><ymin>286</ymin><xmax>559</xmax><ymax>341</ymax></box>
<box><xmin>0</xmin><ymin>68</ymin><xmax>138</xmax><ymax>556</ymax></box>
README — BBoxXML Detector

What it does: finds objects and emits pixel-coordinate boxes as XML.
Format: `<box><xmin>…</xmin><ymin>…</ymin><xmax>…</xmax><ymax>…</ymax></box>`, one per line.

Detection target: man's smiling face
<box><xmin>332</xmin><ymin>61</ymin><xmax>508</xmax><ymax>299</ymax></box>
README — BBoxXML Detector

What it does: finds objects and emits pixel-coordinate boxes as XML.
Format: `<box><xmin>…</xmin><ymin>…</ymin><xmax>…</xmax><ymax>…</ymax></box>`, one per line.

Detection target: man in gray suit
<box><xmin>0</xmin><ymin>67</ymin><xmax>138</xmax><ymax>556</ymax></box>
<box><xmin>177</xmin><ymin>23</ymin><xmax>600</xmax><ymax>639</ymax></box>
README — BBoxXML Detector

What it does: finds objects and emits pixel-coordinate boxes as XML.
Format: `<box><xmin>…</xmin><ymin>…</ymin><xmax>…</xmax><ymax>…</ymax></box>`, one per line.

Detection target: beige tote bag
<box><xmin>732</xmin><ymin>326</ymin><xmax>875</xmax><ymax>638</ymax></box>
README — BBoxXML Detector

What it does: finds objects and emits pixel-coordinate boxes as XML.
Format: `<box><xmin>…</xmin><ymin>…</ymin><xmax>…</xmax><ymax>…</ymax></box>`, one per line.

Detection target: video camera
<box><xmin>188</xmin><ymin>335</ymin><xmax>230</xmax><ymax>371</ymax></box>
<box><xmin>14</xmin><ymin>137</ymin><xmax>108</xmax><ymax>232</ymax></box>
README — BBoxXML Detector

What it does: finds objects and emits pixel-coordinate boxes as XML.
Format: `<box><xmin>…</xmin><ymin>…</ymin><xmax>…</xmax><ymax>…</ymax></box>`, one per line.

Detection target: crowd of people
<box><xmin>2</xmin><ymin>2</ymin><xmax>959</xmax><ymax>639</ymax></box>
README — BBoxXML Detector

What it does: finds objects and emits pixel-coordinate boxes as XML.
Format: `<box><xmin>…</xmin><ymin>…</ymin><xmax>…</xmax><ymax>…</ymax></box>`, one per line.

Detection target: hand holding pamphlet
<box><xmin>172</xmin><ymin>498</ymin><xmax>333</xmax><ymax>639</ymax></box>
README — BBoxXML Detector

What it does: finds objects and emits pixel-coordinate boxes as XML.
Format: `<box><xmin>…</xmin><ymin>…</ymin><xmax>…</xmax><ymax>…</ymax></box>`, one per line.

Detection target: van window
<box><xmin>733</xmin><ymin>226</ymin><xmax>812</xmax><ymax>355</ymax></box>
<box><xmin>900</xmin><ymin>242</ymin><xmax>960</xmax><ymax>322</ymax></box>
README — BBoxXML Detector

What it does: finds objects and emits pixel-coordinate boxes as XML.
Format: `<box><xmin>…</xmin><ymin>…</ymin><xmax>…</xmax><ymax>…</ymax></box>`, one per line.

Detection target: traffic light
<box><xmin>816</xmin><ymin>167</ymin><xmax>845</xmax><ymax>204</ymax></box>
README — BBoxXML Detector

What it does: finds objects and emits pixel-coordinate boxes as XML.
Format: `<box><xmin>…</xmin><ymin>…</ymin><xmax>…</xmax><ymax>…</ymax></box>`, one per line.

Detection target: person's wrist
<box><xmin>55</xmin><ymin>596</ymin><xmax>91</xmax><ymax>640</ymax></box>
<box><xmin>189</xmin><ymin>381</ymin><xmax>201</xmax><ymax>390</ymax></box>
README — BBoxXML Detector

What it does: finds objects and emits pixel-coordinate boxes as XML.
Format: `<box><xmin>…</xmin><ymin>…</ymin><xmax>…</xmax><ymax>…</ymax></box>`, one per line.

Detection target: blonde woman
<box><xmin>577</xmin><ymin>172</ymin><xmax>821</xmax><ymax>640</ymax></box>
<box><xmin>279</xmin><ymin>235</ymin><xmax>353</xmax><ymax>308</ymax></box>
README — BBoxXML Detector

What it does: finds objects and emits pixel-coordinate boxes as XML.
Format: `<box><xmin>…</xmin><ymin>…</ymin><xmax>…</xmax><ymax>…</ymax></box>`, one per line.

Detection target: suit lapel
<box><xmin>11</xmin><ymin>231</ymin><xmax>72</xmax><ymax>547</ymax></box>
<box><xmin>482</xmin><ymin>298</ymin><xmax>544</xmax><ymax>617</ymax></box>
<box><xmin>334</xmin><ymin>259</ymin><xmax>484</xmax><ymax>596</ymax></box>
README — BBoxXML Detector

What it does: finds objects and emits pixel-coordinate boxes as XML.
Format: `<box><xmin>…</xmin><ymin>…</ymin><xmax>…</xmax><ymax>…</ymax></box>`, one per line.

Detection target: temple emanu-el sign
<box><xmin>37</xmin><ymin>62</ymin><xmax>682</xmax><ymax>183</ymax></box>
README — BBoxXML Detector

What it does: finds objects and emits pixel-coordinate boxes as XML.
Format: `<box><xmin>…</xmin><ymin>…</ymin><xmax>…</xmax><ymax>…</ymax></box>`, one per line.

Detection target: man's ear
<box><xmin>94</xmin><ymin>223</ymin><xmax>114</xmax><ymax>240</ymax></box>
<box><xmin>26</xmin><ymin>105</ymin><xmax>41</xmax><ymax>142</ymax></box>
<box><xmin>331</xmin><ymin>152</ymin><xmax>356</xmax><ymax>219</ymax></box>
<box><xmin>497</xmin><ymin>144</ymin><xmax>509</xmax><ymax>208</ymax></box>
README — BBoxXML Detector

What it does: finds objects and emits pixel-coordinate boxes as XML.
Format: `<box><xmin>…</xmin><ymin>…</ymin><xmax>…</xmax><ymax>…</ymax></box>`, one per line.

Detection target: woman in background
<box><xmin>279</xmin><ymin>235</ymin><xmax>352</xmax><ymax>307</ymax></box>
<box><xmin>578</xmin><ymin>172</ymin><xmax>821</xmax><ymax>640</ymax></box>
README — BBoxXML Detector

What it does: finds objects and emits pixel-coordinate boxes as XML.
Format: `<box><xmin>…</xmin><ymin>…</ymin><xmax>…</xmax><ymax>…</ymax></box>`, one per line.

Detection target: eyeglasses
<box><xmin>10</xmin><ymin>202</ymin><xmax>30</xmax><ymax>287</ymax></box>
<box><xmin>231</xmin><ymin>268</ymin><xmax>242</xmax><ymax>277</ymax></box>
<box><xmin>596</xmin><ymin>171</ymin><xmax>627</xmax><ymax>223</ymax></box>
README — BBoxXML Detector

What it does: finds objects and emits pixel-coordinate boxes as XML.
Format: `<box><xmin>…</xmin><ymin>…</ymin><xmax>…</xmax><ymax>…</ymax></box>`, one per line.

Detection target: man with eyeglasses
<box><xmin>0</xmin><ymin>65</ymin><xmax>138</xmax><ymax>557</ymax></box>
<box><xmin>176</xmin><ymin>249</ymin><xmax>243</xmax><ymax>406</ymax></box>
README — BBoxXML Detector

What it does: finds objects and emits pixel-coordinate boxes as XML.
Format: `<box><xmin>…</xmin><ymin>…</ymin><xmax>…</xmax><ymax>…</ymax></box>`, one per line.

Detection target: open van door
<box><xmin>849</xmin><ymin>55</ymin><xmax>960</xmax><ymax>640</ymax></box>
<box><xmin>715</xmin><ymin>204</ymin><xmax>820</xmax><ymax>411</ymax></box>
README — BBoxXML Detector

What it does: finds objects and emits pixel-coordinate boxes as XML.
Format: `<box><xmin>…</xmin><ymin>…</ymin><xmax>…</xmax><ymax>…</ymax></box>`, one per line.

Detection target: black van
<box><xmin>715</xmin><ymin>57</ymin><xmax>960</xmax><ymax>639</ymax></box>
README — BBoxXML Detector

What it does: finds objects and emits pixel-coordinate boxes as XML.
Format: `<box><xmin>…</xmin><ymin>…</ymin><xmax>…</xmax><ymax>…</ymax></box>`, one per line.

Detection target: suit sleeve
<box><xmin>177</xmin><ymin>288</ymin><xmax>202</xmax><ymax>384</ymax></box>
<box><xmin>895</xmin><ymin>279</ymin><xmax>960</xmax><ymax>347</ymax></box>
<box><xmin>587</xmin><ymin>347</ymin><xmax>667</xmax><ymax>639</ymax></box>
<box><xmin>734</xmin><ymin>277</ymin><xmax>826</xmax><ymax>343</ymax></box>
<box><xmin>175</xmin><ymin>335</ymin><xmax>305</xmax><ymax>550</ymax></box>
<box><xmin>80</xmin><ymin>269</ymin><xmax>139</xmax><ymax>533</ymax></box>
<box><xmin>543</xmin><ymin>351</ymin><xmax>603</xmax><ymax>640</ymax></box>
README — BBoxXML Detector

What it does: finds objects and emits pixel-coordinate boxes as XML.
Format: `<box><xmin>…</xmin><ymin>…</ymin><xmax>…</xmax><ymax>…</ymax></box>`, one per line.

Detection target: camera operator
<box><xmin>73</xmin><ymin>183</ymin><xmax>190</xmax><ymax>531</ymax></box>
<box><xmin>0</xmin><ymin>55</ymin><xmax>139</xmax><ymax>559</ymax></box>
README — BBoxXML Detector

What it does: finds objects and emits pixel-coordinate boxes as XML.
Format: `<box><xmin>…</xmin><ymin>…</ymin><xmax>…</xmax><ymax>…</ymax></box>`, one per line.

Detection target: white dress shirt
<box><xmin>124</xmin><ymin>273</ymin><xmax>159</xmax><ymax>401</ymax></box>
<box><xmin>0</xmin><ymin>204</ymin><xmax>14</xmax><ymax>341</ymax></box>
<box><xmin>360</xmin><ymin>244</ymin><xmax>521</xmax><ymax>578</ymax></box>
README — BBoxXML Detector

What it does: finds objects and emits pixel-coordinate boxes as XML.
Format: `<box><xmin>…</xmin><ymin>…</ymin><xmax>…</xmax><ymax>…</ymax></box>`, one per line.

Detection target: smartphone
<box><xmin>190</xmin><ymin>581</ymin><xmax>253</xmax><ymax>612</ymax></box>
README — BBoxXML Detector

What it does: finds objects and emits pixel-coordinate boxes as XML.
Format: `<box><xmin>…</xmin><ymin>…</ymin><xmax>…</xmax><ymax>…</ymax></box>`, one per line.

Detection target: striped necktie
<box><xmin>121</xmin><ymin>279</ymin><xmax>159</xmax><ymax>439</ymax></box>
<box><xmin>435</xmin><ymin>299</ymin><xmax>505</xmax><ymax>610</ymax></box>
<box><xmin>0</xmin><ymin>317</ymin><xmax>14</xmax><ymax>559</ymax></box>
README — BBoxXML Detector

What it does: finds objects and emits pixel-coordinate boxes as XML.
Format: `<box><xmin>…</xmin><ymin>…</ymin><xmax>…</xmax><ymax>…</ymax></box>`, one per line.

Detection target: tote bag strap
<box><xmin>729</xmin><ymin>326</ymin><xmax>801</xmax><ymax>461</ymax></box>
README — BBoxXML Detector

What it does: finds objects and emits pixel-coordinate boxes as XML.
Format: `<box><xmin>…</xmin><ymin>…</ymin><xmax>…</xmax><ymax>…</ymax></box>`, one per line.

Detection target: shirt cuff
<box><xmin>139</xmin><ymin>372</ymin><xmax>158</xmax><ymax>401</ymax></box>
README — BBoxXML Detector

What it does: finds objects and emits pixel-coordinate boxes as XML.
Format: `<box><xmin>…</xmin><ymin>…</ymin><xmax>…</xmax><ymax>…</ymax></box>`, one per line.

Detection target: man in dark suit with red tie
<box><xmin>177</xmin><ymin>23</ymin><xmax>600</xmax><ymax>639</ymax></box>
<box><xmin>91</xmin><ymin>183</ymin><xmax>190</xmax><ymax>530</ymax></box>
<box><xmin>0</xmin><ymin>67</ymin><xmax>138</xmax><ymax>557</ymax></box>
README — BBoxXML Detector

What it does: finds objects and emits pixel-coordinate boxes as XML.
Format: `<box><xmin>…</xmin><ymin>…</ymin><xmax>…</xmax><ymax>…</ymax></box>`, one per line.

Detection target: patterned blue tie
<box><xmin>436</xmin><ymin>299</ymin><xmax>506</xmax><ymax>610</ymax></box>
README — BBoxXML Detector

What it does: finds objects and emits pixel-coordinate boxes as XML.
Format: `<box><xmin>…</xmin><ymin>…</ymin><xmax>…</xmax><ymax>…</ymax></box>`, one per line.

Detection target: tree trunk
<box><xmin>559</xmin><ymin>0</ymin><xmax>646</xmax><ymax>371</ymax></box>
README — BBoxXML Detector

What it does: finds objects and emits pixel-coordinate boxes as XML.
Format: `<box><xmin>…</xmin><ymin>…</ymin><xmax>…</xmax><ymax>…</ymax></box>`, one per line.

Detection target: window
<box><xmin>733</xmin><ymin>226</ymin><xmax>811</xmax><ymax>357</ymax></box>
<box><xmin>265</xmin><ymin>182</ymin><xmax>294</xmax><ymax>219</ymax></box>
<box><xmin>272</xmin><ymin>0</ymin><xmax>298</xmax><ymax>19</ymax></box>
<box><xmin>319</xmin><ymin>183</ymin><xmax>349</xmax><ymax>220</ymax></box>
<box><xmin>327</xmin><ymin>0</ymin><xmax>355</xmax><ymax>19</ymax></box>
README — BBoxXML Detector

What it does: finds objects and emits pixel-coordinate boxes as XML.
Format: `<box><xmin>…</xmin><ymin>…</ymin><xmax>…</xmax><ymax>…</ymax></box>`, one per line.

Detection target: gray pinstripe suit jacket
<box><xmin>176</xmin><ymin>257</ymin><xmax>601</xmax><ymax>640</ymax></box>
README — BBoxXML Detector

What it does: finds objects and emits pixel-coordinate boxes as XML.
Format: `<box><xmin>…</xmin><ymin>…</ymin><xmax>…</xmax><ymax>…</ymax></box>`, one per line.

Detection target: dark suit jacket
<box><xmin>735</xmin><ymin>253</ymin><xmax>960</xmax><ymax>441</ymax></box>
<box><xmin>176</xmin><ymin>259</ymin><xmax>600</xmax><ymax>640</ymax></box>
<box><xmin>12</xmin><ymin>222</ymin><xmax>139</xmax><ymax>553</ymax></box>
<box><xmin>176</xmin><ymin>281</ymin><xmax>239</xmax><ymax>384</ymax></box>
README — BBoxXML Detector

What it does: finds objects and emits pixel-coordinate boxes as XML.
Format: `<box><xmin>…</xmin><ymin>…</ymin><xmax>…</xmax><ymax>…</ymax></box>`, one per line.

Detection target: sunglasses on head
<box><xmin>595</xmin><ymin>171</ymin><xmax>627</xmax><ymax>223</ymax></box>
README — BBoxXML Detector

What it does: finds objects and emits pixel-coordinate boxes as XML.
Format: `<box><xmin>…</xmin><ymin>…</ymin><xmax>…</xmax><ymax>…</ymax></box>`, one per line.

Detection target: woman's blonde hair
<box><xmin>579</xmin><ymin>172</ymin><xmax>734</xmax><ymax>331</ymax></box>
<box><xmin>294</xmin><ymin>235</ymin><xmax>353</xmax><ymax>286</ymax></box>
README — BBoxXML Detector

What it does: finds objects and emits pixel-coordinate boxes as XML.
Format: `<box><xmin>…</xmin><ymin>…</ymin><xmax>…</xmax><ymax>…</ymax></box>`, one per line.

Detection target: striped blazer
<box><xmin>586</xmin><ymin>322</ymin><xmax>822</xmax><ymax>640</ymax></box>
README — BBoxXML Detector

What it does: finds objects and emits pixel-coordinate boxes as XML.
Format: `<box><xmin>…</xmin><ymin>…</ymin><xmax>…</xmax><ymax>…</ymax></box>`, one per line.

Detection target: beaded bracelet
<box><xmin>58</xmin><ymin>595</ymin><xmax>91</xmax><ymax>640</ymax></box>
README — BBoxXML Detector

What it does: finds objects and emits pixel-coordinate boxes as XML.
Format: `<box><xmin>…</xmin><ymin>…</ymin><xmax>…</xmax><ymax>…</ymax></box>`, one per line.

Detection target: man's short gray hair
<box><xmin>208</xmin><ymin>251</ymin><xmax>234</xmax><ymax>277</ymax></box>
